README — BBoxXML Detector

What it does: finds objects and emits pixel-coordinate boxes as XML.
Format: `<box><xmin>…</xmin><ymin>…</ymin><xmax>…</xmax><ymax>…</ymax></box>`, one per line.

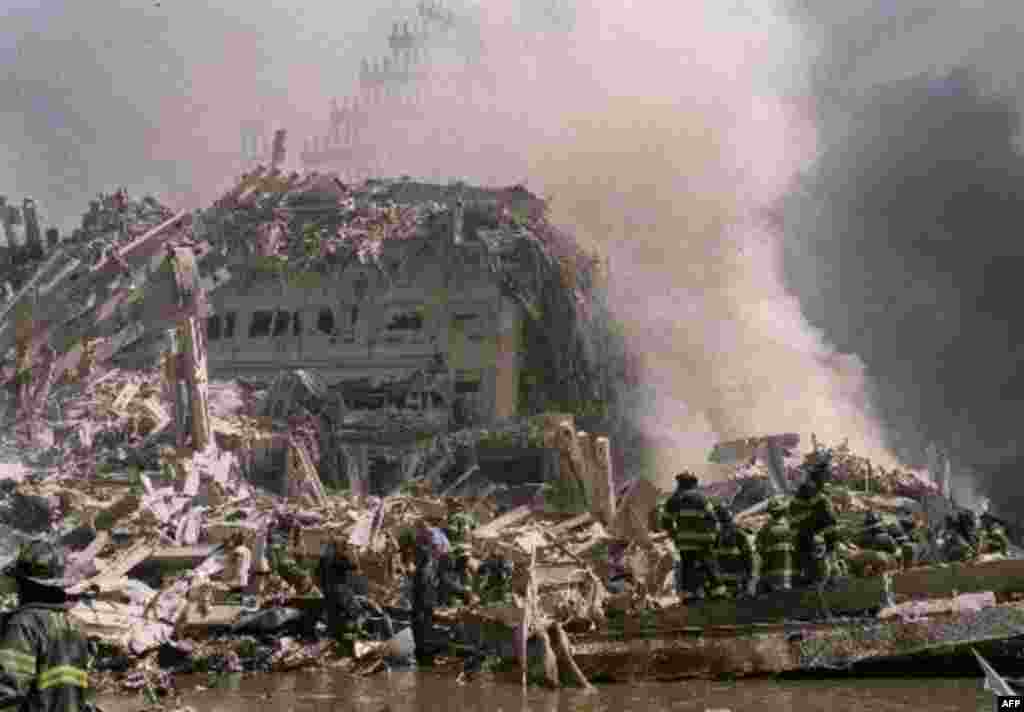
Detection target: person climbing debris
<box><xmin>0</xmin><ymin>540</ymin><xmax>93</xmax><ymax>712</ymax></box>
<box><xmin>660</xmin><ymin>471</ymin><xmax>725</xmax><ymax>602</ymax></box>
<box><xmin>756</xmin><ymin>498</ymin><xmax>794</xmax><ymax>594</ymax></box>
<box><xmin>712</xmin><ymin>504</ymin><xmax>759</xmax><ymax>598</ymax></box>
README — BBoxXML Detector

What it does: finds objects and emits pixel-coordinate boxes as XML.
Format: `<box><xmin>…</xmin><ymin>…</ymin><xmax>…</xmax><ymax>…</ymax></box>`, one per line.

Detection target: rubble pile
<box><xmin>0</xmin><ymin>167</ymin><xmax>972</xmax><ymax>697</ymax></box>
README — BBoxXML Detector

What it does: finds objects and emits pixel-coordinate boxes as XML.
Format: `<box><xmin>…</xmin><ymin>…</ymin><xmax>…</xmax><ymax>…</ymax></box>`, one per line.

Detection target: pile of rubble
<box><xmin>0</xmin><ymin>163</ymin><xmax>957</xmax><ymax>698</ymax></box>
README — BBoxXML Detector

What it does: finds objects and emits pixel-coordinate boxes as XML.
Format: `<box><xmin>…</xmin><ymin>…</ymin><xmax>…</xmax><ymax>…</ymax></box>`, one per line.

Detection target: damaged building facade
<box><xmin>203</xmin><ymin>181</ymin><xmax>548</xmax><ymax>428</ymax></box>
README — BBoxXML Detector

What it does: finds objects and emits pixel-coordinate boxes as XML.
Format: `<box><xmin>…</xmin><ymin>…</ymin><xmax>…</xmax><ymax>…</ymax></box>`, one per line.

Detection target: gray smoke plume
<box><xmin>3</xmin><ymin>0</ymin><xmax>908</xmax><ymax>488</ymax></box>
<box><xmin>781</xmin><ymin>0</ymin><xmax>1024</xmax><ymax>508</ymax></box>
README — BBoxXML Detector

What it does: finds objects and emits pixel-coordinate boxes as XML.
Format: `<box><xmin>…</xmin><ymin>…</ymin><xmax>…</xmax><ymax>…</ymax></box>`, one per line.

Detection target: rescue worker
<box><xmin>851</xmin><ymin>511</ymin><xmax>900</xmax><ymax>577</ymax></box>
<box><xmin>980</xmin><ymin>514</ymin><xmax>1010</xmax><ymax>556</ymax></box>
<box><xmin>756</xmin><ymin>498</ymin><xmax>794</xmax><ymax>593</ymax></box>
<box><xmin>318</xmin><ymin>540</ymin><xmax>375</xmax><ymax>655</ymax></box>
<box><xmin>443</xmin><ymin>500</ymin><xmax>478</xmax><ymax>606</ymax></box>
<box><xmin>712</xmin><ymin>504</ymin><xmax>759</xmax><ymax>598</ymax></box>
<box><xmin>409</xmin><ymin>523</ymin><xmax>441</xmax><ymax>666</ymax></box>
<box><xmin>0</xmin><ymin>540</ymin><xmax>92</xmax><ymax>712</ymax></box>
<box><xmin>660</xmin><ymin>471</ymin><xmax>726</xmax><ymax>601</ymax></box>
<box><xmin>886</xmin><ymin>519</ymin><xmax>913</xmax><ymax>571</ymax></box>
<box><xmin>898</xmin><ymin>518</ymin><xmax>923</xmax><ymax>569</ymax></box>
<box><xmin>787</xmin><ymin>482</ymin><xmax>816</xmax><ymax>583</ymax></box>
<box><xmin>475</xmin><ymin>552</ymin><xmax>514</xmax><ymax>605</ymax></box>
<box><xmin>606</xmin><ymin>540</ymin><xmax>635</xmax><ymax>595</ymax></box>
<box><xmin>940</xmin><ymin>514</ymin><xmax>974</xmax><ymax>563</ymax></box>
<box><xmin>944</xmin><ymin>511</ymin><xmax>980</xmax><ymax>563</ymax></box>
<box><xmin>797</xmin><ymin>450</ymin><xmax>840</xmax><ymax>589</ymax></box>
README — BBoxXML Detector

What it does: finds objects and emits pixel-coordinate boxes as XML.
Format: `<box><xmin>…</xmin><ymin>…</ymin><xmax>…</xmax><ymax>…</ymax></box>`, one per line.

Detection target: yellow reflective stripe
<box><xmin>0</xmin><ymin>649</ymin><xmax>36</xmax><ymax>676</ymax></box>
<box><xmin>38</xmin><ymin>665</ymin><xmax>88</xmax><ymax>690</ymax></box>
<box><xmin>766</xmin><ymin>543</ymin><xmax>793</xmax><ymax>553</ymax></box>
<box><xmin>714</xmin><ymin>548</ymin><xmax>741</xmax><ymax>557</ymax></box>
<box><xmin>675</xmin><ymin>530</ymin><xmax>718</xmax><ymax>539</ymax></box>
<box><xmin>674</xmin><ymin>511</ymin><xmax>714</xmax><ymax>518</ymax></box>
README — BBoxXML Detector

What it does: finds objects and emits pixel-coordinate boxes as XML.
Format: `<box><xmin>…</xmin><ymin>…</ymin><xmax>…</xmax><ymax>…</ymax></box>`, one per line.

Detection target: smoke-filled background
<box><xmin>11</xmin><ymin>0</ymin><xmax>1020</xmax><ymax>498</ymax></box>
<box><xmin>780</xmin><ymin>0</ymin><xmax>1024</xmax><ymax>512</ymax></box>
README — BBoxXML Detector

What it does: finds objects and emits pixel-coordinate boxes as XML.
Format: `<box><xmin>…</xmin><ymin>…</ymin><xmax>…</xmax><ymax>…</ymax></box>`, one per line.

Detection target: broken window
<box><xmin>455</xmin><ymin>381</ymin><xmax>480</xmax><ymax>394</ymax></box>
<box><xmin>317</xmin><ymin>308</ymin><xmax>335</xmax><ymax>334</ymax></box>
<box><xmin>452</xmin><ymin>312</ymin><xmax>485</xmax><ymax>339</ymax></box>
<box><xmin>249</xmin><ymin>310</ymin><xmax>274</xmax><ymax>338</ymax></box>
<box><xmin>206</xmin><ymin>314</ymin><xmax>222</xmax><ymax>341</ymax></box>
<box><xmin>293</xmin><ymin>310</ymin><xmax>302</xmax><ymax>337</ymax></box>
<box><xmin>273</xmin><ymin>310</ymin><xmax>291</xmax><ymax>337</ymax></box>
<box><xmin>224</xmin><ymin>312</ymin><xmax>237</xmax><ymax>339</ymax></box>
<box><xmin>385</xmin><ymin>310</ymin><xmax>424</xmax><ymax>331</ymax></box>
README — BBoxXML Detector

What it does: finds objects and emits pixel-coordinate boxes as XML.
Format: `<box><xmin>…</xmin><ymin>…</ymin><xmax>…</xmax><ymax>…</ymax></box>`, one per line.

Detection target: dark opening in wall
<box><xmin>455</xmin><ymin>380</ymin><xmax>480</xmax><ymax>394</ymax></box>
<box><xmin>317</xmin><ymin>308</ymin><xmax>335</xmax><ymax>334</ymax></box>
<box><xmin>293</xmin><ymin>311</ymin><xmax>303</xmax><ymax>337</ymax></box>
<box><xmin>206</xmin><ymin>315</ymin><xmax>222</xmax><ymax>341</ymax></box>
<box><xmin>250</xmin><ymin>310</ymin><xmax>274</xmax><ymax>338</ymax></box>
<box><xmin>273</xmin><ymin>310</ymin><xmax>291</xmax><ymax>337</ymax></box>
<box><xmin>224</xmin><ymin>312</ymin><xmax>237</xmax><ymax>339</ymax></box>
<box><xmin>386</xmin><ymin>311</ymin><xmax>423</xmax><ymax>331</ymax></box>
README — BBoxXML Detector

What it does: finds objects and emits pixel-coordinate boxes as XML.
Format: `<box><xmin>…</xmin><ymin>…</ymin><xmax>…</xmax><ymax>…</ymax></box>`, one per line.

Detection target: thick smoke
<box><xmin>2</xmin><ymin>0</ymin><xmax>901</xmax><ymax>488</ymax></box>
<box><xmin>781</xmin><ymin>1</ymin><xmax>1024</xmax><ymax>509</ymax></box>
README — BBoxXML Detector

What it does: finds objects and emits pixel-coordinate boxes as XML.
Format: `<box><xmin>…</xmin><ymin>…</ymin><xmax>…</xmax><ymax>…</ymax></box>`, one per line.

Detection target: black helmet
<box><xmin>864</xmin><ymin>511</ymin><xmax>882</xmax><ymax>528</ymax></box>
<box><xmin>2</xmin><ymin>540</ymin><xmax>76</xmax><ymax>589</ymax></box>
<box><xmin>714</xmin><ymin>504</ymin><xmax>733</xmax><ymax>524</ymax></box>
<box><xmin>899</xmin><ymin>518</ymin><xmax>916</xmax><ymax>533</ymax></box>
<box><xmin>675</xmin><ymin>471</ymin><xmax>698</xmax><ymax>489</ymax></box>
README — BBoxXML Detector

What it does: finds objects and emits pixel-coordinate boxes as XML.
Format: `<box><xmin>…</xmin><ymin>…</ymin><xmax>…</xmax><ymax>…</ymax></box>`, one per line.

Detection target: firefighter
<box><xmin>0</xmin><ymin>540</ymin><xmax>92</xmax><ymax>712</ymax></box>
<box><xmin>443</xmin><ymin>500</ymin><xmax>478</xmax><ymax>606</ymax></box>
<box><xmin>944</xmin><ymin>511</ymin><xmax>980</xmax><ymax>563</ymax></box>
<box><xmin>712</xmin><ymin>504</ymin><xmax>759</xmax><ymax>598</ymax></box>
<box><xmin>660</xmin><ymin>471</ymin><xmax>726</xmax><ymax>601</ymax></box>
<box><xmin>318</xmin><ymin>540</ymin><xmax>374</xmax><ymax>655</ymax></box>
<box><xmin>850</xmin><ymin>511</ymin><xmax>900</xmax><ymax>577</ymax></box>
<box><xmin>756</xmin><ymin>498</ymin><xmax>794</xmax><ymax>593</ymax></box>
<box><xmin>409</xmin><ymin>523</ymin><xmax>441</xmax><ymax>665</ymax></box>
<box><xmin>897</xmin><ymin>518</ymin><xmax>923</xmax><ymax>569</ymax></box>
<box><xmin>794</xmin><ymin>451</ymin><xmax>840</xmax><ymax>588</ymax></box>
<box><xmin>475</xmin><ymin>552</ymin><xmax>514</xmax><ymax>605</ymax></box>
<box><xmin>980</xmin><ymin>514</ymin><xmax>1010</xmax><ymax>556</ymax></box>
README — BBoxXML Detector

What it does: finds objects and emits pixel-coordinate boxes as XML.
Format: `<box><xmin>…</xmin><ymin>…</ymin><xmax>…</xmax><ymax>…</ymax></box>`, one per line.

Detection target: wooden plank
<box><xmin>549</xmin><ymin>513</ymin><xmax>594</xmax><ymax>537</ymax></box>
<box><xmin>474</xmin><ymin>505</ymin><xmax>533</xmax><ymax>539</ymax></box>
<box><xmin>69</xmin><ymin>543</ymin><xmax>155</xmax><ymax>595</ymax></box>
<box><xmin>146</xmin><ymin>546</ymin><xmax>220</xmax><ymax>568</ymax></box>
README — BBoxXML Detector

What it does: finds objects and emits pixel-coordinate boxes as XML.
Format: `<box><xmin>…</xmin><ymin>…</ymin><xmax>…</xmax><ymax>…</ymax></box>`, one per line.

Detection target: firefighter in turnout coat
<box><xmin>0</xmin><ymin>540</ymin><xmax>92</xmax><ymax>712</ymax></box>
<box><xmin>757</xmin><ymin>498</ymin><xmax>794</xmax><ymax>593</ymax></box>
<box><xmin>660</xmin><ymin>472</ymin><xmax>726</xmax><ymax>601</ymax></box>
<box><xmin>791</xmin><ymin>451</ymin><xmax>840</xmax><ymax>587</ymax></box>
<box><xmin>712</xmin><ymin>504</ymin><xmax>759</xmax><ymax>598</ymax></box>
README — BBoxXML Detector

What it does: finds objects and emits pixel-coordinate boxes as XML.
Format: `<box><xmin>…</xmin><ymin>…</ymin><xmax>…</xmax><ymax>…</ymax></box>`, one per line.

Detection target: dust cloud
<box><xmin>1</xmin><ymin>0</ymin><xmax>902</xmax><ymax>489</ymax></box>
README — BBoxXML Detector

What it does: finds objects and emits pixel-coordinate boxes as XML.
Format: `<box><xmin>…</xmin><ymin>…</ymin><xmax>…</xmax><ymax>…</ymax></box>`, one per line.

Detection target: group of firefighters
<box><xmin>0</xmin><ymin>450</ymin><xmax>1013</xmax><ymax>710</ymax></box>
<box><xmin>660</xmin><ymin>449</ymin><xmax>1011</xmax><ymax>602</ymax></box>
